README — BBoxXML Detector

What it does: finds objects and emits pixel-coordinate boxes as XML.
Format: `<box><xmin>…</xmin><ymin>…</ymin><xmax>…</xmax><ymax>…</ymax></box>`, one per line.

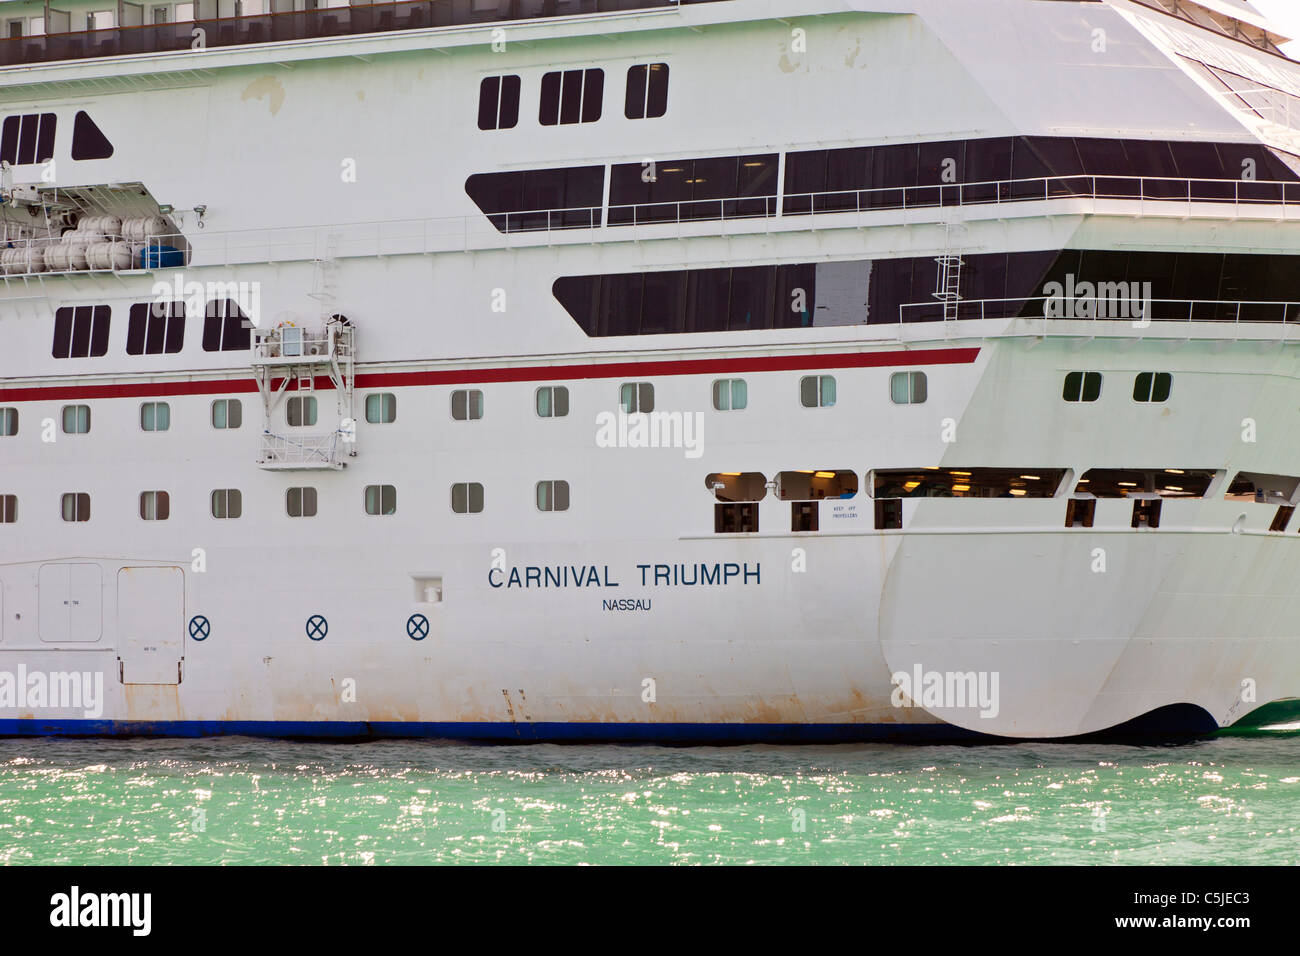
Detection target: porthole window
<box><xmin>1063</xmin><ymin>371</ymin><xmax>1102</xmax><ymax>402</ymax></box>
<box><xmin>365</xmin><ymin>393</ymin><xmax>396</xmax><ymax>424</ymax></box>
<box><xmin>712</xmin><ymin>378</ymin><xmax>747</xmax><ymax>411</ymax></box>
<box><xmin>890</xmin><ymin>371</ymin><xmax>927</xmax><ymax>405</ymax></box>
<box><xmin>1133</xmin><ymin>372</ymin><xmax>1172</xmax><ymax>403</ymax></box>
<box><xmin>799</xmin><ymin>375</ymin><xmax>836</xmax><ymax>408</ymax></box>
<box><xmin>536</xmin><ymin>385</ymin><xmax>569</xmax><ymax>418</ymax></box>
<box><xmin>536</xmin><ymin>480</ymin><xmax>570</xmax><ymax>512</ymax></box>
<box><xmin>287</xmin><ymin>486</ymin><xmax>318</xmax><ymax>518</ymax></box>
<box><xmin>61</xmin><ymin>404</ymin><xmax>90</xmax><ymax>434</ymax></box>
<box><xmin>451</xmin><ymin>389</ymin><xmax>484</xmax><ymax>421</ymax></box>
<box><xmin>60</xmin><ymin>492</ymin><xmax>90</xmax><ymax>522</ymax></box>
<box><xmin>140</xmin><ymin>401</ymin><xmax>170</xmax><ymax>432</ymax></box>
<box><xmin>452</xmin><ymin>482</ymin><xmax>484</xmax><ymax>514</ymax></box>
<box><xmin>212</xmin><ymin>399</ymin><xmax>242</xmax><ymax>429</ymax></box>
<box><xmin>619</xmin><ymin>382</ymin><xmax>654</xmax><ymax>414</ymax></box>
<box><xmin>287</xmin><ymin>395</ymin><xmax>317</xmax><ymax>427</ymax></box>
<box><xmin>211</xmin><ymin>489</ymin><xmax>242</xmax><ymax>519</ymax></box>
<box><xmin>139</xmin><ymin>490</ymin><xmax>170</xmax><ymax>521</ymax></box>
<box><xmin>364</xmin><ymin>484</ymin><xmax>397</xmax><ymax>516</ymax></box>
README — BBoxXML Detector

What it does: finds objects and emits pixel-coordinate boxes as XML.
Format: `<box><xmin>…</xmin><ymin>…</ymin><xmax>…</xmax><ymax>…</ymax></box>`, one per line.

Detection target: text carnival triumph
<box><xmin>488</xmin><ymin>562</ymin><xmax>762</xmax><ymax>589</ymax></box>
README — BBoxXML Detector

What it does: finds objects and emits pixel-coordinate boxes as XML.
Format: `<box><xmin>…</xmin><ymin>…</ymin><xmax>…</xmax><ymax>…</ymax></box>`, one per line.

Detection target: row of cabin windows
<box><xmin>6</xmin><ymin>400</ymin><xmax>241</xmax><ymax>436</ymax></box>
<box><xmin>0</xmin><ymin>374</ymin><xmax>929</xmax><ymax>441</ymax></box>
<box><xmin>0</xmin><ymin>111</ymin><xmax>115</xmax><ymax>165</ymax></box>
<box><xmin>0</xmin><ymin>481</ymin><xmax>571</xmax><ymax>524</ymax></box>
<box><xmin>52</xmin><ymin>300</ymin><xmax>252</xmax><ymax>358</ymax></box>
<box><xmin>12</xmin><ymin>367</ymin><xmax>1171</xmax><ymax>445</ymax></box>
<box><xmin>1063</xmin><ymin>371</ymin><xmax>1173</xmax><ymax>403</ymax></box>
<box><xmin>477</xmin><ymin>64</ymin><xmax>667</xmax><ymax>131</ymax></box>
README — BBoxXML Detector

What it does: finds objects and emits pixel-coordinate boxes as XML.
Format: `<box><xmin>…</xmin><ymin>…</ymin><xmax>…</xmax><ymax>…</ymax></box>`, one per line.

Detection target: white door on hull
<box><xmin>38</xmin><ymin>563</ymin><xmax>103</xmax><ymax>643</ymax></box>
<box><xmin>116</xmin><ymin>567</ymin><xmax>184</xmax><ymax>685</ymax></box>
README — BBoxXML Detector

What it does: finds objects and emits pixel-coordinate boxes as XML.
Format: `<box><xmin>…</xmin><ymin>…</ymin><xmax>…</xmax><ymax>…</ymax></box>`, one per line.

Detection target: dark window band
<box><xmin>555</xmin><ymin>250</ymin><xmax>1300</xmax><ymax>336</ymax></box>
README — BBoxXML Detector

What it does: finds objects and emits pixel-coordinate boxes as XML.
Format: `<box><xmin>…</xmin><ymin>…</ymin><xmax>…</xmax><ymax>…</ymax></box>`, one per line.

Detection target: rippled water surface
<box><xmin>0</xmin><ymin>731</ymin><xmax>1296</xmax><ymax>864</ymax></box>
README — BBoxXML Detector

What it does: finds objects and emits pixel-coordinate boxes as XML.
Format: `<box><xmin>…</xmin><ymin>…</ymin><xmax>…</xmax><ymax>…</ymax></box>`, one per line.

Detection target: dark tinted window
<box><xmin>477</xmin><ymin>75</ymin><xmax>520</xmax><ymax>131</ymax></box>
<box><xmin>2</xmin><ymin>112</ymin><xmax>55</xmax><ymax>165</ymax></box>
<box><xmin>52</xmin><ymin>305</ymin><xmax>110</xmax><ymax>358</ymax></box>
<box><xmin>540</xmin><ymin>68</ymin><xmax>602</xmax><ymax>125</ymax></box>
<box><xmin>71</xmin><ymin>110</ymin><xmax>113</xmax><ymax>160</ymax></box>
<box><xmin>608</xmin><ymin>152</ymin><xmax>778</xmax><ymax>224</ymax></box>
<box><xmin>625</xmin><ymin>63</ymin><xmax>669</xmax><ymax>119</ymax></box>
<box><xmin>202</xmin><ymin>300</ymin><xmax>251</xmax><ymax>351</ymax></box>
<box><xmin>464</xmin><ymin>165</ymin><xmax>605</xmax><ymax>232</ymax></box>
<box><xmin>127</xmin><ymin>301</ymin><xmax>185</xmax><ymax>355</ymax></box>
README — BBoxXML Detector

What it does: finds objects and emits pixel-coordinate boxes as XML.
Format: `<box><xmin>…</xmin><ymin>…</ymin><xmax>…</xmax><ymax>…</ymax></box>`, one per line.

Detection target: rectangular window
<box><xmin>88</xmin><ymin>10</ymin><xmax>115</xmax><ymax>28</ymax></box>
<box><xmin>52</xmin><ymin>305</ymin><xmax>111</xmax><ymax>359</ymax></box>
<box><xmin>287</xmin><ymin>486</ymin><xmax>318</xmax><ymax>518</ymax></box>
<box><xmin>364</xmin><ymin>484</ymin><xmax>397</xmax><ymax>516</ymax></box>
<box><xmin>1132</xmin><ymin>499</ymin><xmax>1162</xmax><ymax>529</ymax></box>
<box><xmin>464</xmin><ymin>165</ymin><xmax>606</xmax><ymax>233</ymax></box>
<box><xmin>714</xmin><ymin>502</ymin><xmax>759</xmax><ymax>533</ymax></box>
<box><xmin>0</xmin><ymin>494</ymin><xmax>15</xmax><ymax>523</ymax></box>
<box><xmin>536</xmin><ymin>385</ymin><xmax>569</xmax><ymax>418</ymax></box>
<box><xmin>619</xmin><ymin>382</ymin><xmax>654</xmax><ymax>414</ymax></box>
<box><xmin>139</xmin><ymin>491</ymin><xmax>170</xmax><ymax>521</ymax></box>
<box><xmin>800</xmin><ymin>375</ymin><xmax>836</xmax><ymax>408</ymax></box>
<box><xmin>451</xmin><ymin>389</ymin><xmax>484</xmax><ymax>421</ymax></box>
<box><xmin>451</xmin><ymin>482</ymin><xmax>484</xmax><ymax>514</ymax></box>
<box><xmin>625</xmin><ymin>63</ymin><xmax>669</xmax><ymax>119</ymax></box>
<box><xmin>287</xmin><ymin>396</ymin><xmax>318</xmax><ymax>427</ymax></box>
<box><xmin>536</xmin><ymin>480</ymin><xmax>570</xmax><ymax>512</ymax></box>
<box><xmin>61</xmin><ymin>492</ymin><xmax>90</xmax><ymax>522</ymax></box>
<box><xmin>140</xmin><ymin>402</ymin><xmax>170</xmax><ymax>432</ymax></box>
<box><xmin>1133</xmin><ymin>371</ymin><xmax>1172</xmax><ymax>403</ymax></box>
<box><xmin>1271</xmin><ymin>505</ymin><xmax>1294</xmax><ymax>532</ymax></box>
<box><xmin>127</xmin><ymin>302</ymin><xmax>185</xmax><ymax>355</ymax></box>
<box><xmin>1063</xmin><ymin>371</ymin><xmax>1103</xmax><ymax>402</ymax></box>
<box><xmin>478</xmin><ymin>74</ymin><xmax>521</xmax><ymax>130</ymax></box>
<box><xmin>539</xmin><ymin>68</ymin><xmax>603</xmax><ymax>126</ymax></box>
<box><xmin>61</xmin><ymin>405</ymin><xmax>90</xmax><ymax>434</ymax></box>
<box><xmin>0</xmin><ymin>113</ymin><xmax>56</xmax><ymax>166</ymax></box>
<box><xmin>874</xmin><ymin>498</ymin><xmax>902</xmax><ymax>530</ymax></box>
<box><xmin>201</xmin><ymin>300</ymin><xmax>252</xmax><ymax>352</ymax></box>
<box><xmin>712</xmin><ymin>378</ymin><xmax>747</xmax><ymax>411</ymax></box>
<box><xmin>211</xmin><ymin>489</ymin><xmax>242</xmax><ymax>519</ymax></box>
<box><xmin>365</xmin><ymin>393</ymin><xmax>397</xmax><ymax>424</ymax></box>
<box><xmin>211</xmin><ymin>399</ymin><xmax>242</xmax><ymax>429</ymax></box>
<box><xmin>0</xmin><ymin>407</ymin><xmax>16</xmax><ymax>437</ymax></box>
<box><xmin>1065</xmin><ymin>498</ymin><xmax>1096</xmax><ymax>528</ymax></box>
<box><xmin>890</xmin><ymin>371</ymin><xmax>928</xmax><ymax>404</ymax></box>
<box><xmin>791</xmin><ymin>501</ymin><xmax>818</xmax><ymax>532</ymax></box>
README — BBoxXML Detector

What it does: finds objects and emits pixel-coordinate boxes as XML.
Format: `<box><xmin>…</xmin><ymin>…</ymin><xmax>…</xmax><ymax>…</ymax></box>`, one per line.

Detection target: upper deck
<box><xmin>0</xmin><ymin>0</ymin><xmax>724</xmax><ymax>68</ymax></box>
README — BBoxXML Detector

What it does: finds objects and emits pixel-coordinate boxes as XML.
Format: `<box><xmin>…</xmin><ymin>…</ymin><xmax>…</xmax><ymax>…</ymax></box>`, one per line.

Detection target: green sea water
<box><xmin>0</xmin><ymin>730</ymin><xmax>1297</xmax><ymax>865</ymax></box>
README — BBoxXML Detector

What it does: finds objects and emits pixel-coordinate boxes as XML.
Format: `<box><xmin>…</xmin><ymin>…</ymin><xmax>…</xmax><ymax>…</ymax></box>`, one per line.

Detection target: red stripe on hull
<box><xmin>0</xmin><ymin>347</ymin><xmax>980</xmax><ymax>402</ymax></box>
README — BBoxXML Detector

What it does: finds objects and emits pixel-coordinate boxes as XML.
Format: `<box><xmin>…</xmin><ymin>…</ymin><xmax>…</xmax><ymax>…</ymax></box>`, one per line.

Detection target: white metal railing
<box><xmin>0</xmin><ymin>173</ymin><xmax>1297</xmax><ymax>282</ymax></box>
<box><xmin>257</xmin><ymin>430</ymin><xmax>347</xmax><ymax>469</ymax></box>
<box><xmin>897</xmin><ymin>295</ymin><xmax>1300</xmax><ymax>340</ymax></box>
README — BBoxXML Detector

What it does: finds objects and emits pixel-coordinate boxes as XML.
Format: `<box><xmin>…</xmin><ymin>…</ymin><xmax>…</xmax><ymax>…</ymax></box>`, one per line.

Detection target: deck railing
<box><xmin>0</xmin><ymin>0</ymin><xmax>719</xmax><ymax>68</ymax></box>
<box><xmin>898</xmin><ymin>296</ymin><xmax>1300</xmax><ymax>336</ymax></box>
<box><xmin>2</xmin><ymin>173</ymin><xmax>1299</xmax><ymax>282</ymax></box>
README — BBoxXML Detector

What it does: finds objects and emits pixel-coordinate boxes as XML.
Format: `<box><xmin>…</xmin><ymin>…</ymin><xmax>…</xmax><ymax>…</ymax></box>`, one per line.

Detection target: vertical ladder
<box><xmin>932</xmin><ymin>222</ymin><xmax>965</xmax><ymax>321</ymax></box>
<box><xmin>309</xmin><ymin>232</ymin><xmax>340</xmax><ymax>322</ymax></box>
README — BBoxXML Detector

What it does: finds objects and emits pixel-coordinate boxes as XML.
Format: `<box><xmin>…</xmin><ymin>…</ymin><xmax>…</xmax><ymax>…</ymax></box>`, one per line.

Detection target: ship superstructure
<box><xmin>0</xmin><ymin>0</ymin><xmax>1299</xmax><ymax>739</ymax></box>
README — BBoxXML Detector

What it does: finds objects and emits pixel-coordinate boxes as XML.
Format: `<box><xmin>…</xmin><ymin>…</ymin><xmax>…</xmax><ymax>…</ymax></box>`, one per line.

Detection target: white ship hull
<box><xmin>1</xmin><ymin>0</ymin><xmax>1299</xmax><ymax>739</ymax></box>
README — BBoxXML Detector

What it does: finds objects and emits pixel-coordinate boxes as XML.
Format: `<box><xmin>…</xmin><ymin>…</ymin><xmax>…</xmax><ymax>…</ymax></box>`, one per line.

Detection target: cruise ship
<box><xmin>0</xmin><ymin>0</ymin><xmax>1298</xmax><ymax>741</ymax></box>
